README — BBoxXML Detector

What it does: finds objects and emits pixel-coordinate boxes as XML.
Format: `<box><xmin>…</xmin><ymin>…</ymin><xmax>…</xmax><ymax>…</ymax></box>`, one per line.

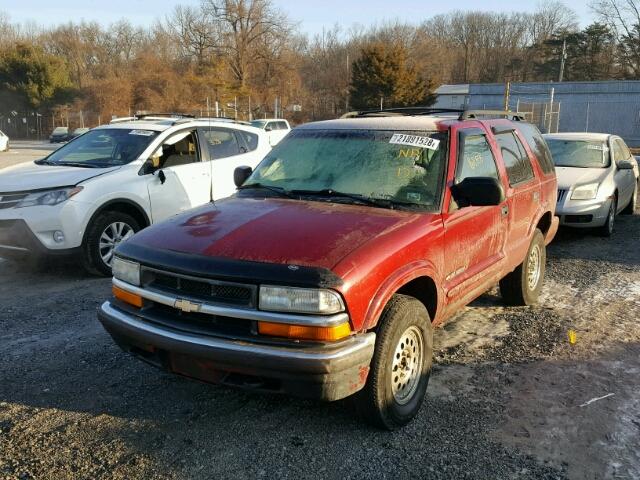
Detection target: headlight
<box><xmin>112</xmin><ymin>257</ymin><xmax>141</xmax><ymax>286</ymax></box>
<box><xmin>571</xmin><ymin>183</ymin><xmax>599</xmax><ymax>200</ymax></box>
<box><xmin>16</xmin><ymin>186</ymin><xmax>83</xmax><ymax>208</ymax></box>
<box><xmin>259</xmin><ymin>286</ymin><xmax>345</xmax><ymax>314</ymax></box>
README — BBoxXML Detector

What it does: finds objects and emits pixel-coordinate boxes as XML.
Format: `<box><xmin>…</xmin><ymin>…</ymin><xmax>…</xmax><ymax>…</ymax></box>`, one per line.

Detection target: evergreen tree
<box><xmin>350</xmin><ymin>43</ymin><xmax>435</xmax><ymax>110</ymax></box>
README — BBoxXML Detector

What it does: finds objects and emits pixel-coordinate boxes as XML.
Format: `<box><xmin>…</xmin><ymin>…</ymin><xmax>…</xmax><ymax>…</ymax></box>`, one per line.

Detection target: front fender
<box><xmin>362</xmin><ymin>260</ymin><xmax>443</xmax><ymax>331</ymax></box>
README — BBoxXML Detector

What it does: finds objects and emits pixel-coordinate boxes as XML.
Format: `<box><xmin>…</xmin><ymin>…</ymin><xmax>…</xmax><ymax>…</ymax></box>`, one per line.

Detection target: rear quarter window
<box><xmin>516</xmin><ymin>123</ymin><xmax>555</xmax><ymax>175</ymax></box>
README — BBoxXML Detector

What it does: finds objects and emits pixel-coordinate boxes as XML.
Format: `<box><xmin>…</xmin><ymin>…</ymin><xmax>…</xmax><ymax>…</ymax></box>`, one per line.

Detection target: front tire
<box><xmin>354</xmin><ymin>294</ymin><xmax>433</xmax><ymax>430</ymax></box>
<box><xmin>621</xmin><ymin>183</ymin><xmax>637</xmax><ymax>215</ymax></box>
<box><xmin>82</xmin><ymin>211</ymin><xmax>140</xmax><ymax>276</ymax></box>
<box><xmin>500</xmin><ymin>229</ymin><xmax>546</xmax><ymax>306</ymax></box>
<box><xmin>598</xmin><ymin>198</ymin><xmax>616</xmax><ymax>237</ymax></box>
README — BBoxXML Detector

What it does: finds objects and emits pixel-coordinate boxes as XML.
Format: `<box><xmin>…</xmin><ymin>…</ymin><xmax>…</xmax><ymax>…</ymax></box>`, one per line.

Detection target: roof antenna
<box><xmin>207</xmin><ymin>96</ymin><xmax>215</xmax><ymax>206</ymax></box>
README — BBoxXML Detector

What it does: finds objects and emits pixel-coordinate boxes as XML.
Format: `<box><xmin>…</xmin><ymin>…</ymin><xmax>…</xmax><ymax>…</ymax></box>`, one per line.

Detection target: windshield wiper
<box><xmin>55</xmin><ymin>162</ymin><xmax>101</xmax><ymax>168</ymax></box>
<box><xmin>238</xmin><ymin>183</ymin><xmax>295</xmax><ymax>198</ymax></box>
<box><xmin>289</xmin><ymin>189</ymin><xmax>395</xmax><ymax>209</ymax></box>
<box><xmin>35</xmin><ymin>159</ymin><xmax>56</xmax><ymax>165</ymax></box>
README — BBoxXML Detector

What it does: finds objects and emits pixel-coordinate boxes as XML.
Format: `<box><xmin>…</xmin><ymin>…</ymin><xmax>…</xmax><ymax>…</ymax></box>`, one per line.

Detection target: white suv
<box><xmin>250</xmin><ymin>119</ymin><xmax>291</xmax><ymax>146</ymax></box>
<box><xmin>0</xmin><ymin>130</ymin><xmax>8</xmax><ymax>151</ymax></box>
<box><xmin>0</xmin><ymin>115</ymin><xmax>271</xmax><ymax>274</ymax></box>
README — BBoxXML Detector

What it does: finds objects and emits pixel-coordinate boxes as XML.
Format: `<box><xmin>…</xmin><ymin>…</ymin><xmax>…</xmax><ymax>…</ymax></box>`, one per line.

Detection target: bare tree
<box><xmin>201</xmin><ymin>0</ymin><xmax>293</xmax><ymax>88</ymax></box>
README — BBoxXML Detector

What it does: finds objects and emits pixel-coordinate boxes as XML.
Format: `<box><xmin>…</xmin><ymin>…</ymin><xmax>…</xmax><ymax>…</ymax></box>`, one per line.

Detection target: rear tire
<box><xmin>598</xmin><ymin>199</ymin><xmax>616</xmax><ymax>237</ymax></box>
<box><xmin>500</xmin><ymin>229</ymin><xmax>546</xmax><ymax>306</ymax></box>
<box><xmin>621</xmin><ymin>184</ymin><xmax>637</xmax><ymax>215</ymax></box>
<box><xmin>354</xmin><ymin>294</ymin><xmax>433</xmax><ymax>430</ymax></box>
<box><xmin>82</xmin><ymin>211</ymin><xmax>140</xmax><ymax>276</ymax></box>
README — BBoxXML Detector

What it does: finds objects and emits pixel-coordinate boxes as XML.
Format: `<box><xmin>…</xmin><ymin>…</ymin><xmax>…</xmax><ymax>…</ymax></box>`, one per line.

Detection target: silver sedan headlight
<box><xmin>259</xmin><ymin>285</ymin><xmax>345</xmax><ymax>314</ymax></box>
<box><xmin>571</xmin><ymin>183</ymin><xmax>599</xmax><ymax>201</ymax></box>
<box><xmin>16</xmin><ymin>186</ymin><xmax>83</xmax><ymax>208</ymax></box>
<box><xmin>112</xmin><ymin>257</ymin><xmax>141</xmax><ymax>286</ymax></box>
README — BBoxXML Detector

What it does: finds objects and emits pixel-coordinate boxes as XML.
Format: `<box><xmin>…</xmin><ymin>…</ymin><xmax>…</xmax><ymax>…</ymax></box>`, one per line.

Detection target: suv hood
<box><xmin>555</xmin><ymin>166</ymin><xmax>610</xmax><ymax>190</ymax></box>
<box><xmin>127</xmin><ymin>197</ymin><xmax>420</xmax><ymax>270</ymax></box>
<box><xmin>0</xmin><ymin>161</ymin><xmax>119</xmax><ymax>192</ymax></box>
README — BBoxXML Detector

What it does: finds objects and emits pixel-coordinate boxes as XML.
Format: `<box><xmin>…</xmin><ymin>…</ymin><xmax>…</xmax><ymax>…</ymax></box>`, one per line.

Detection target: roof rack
<box><xmin>342</xmin><ymin>107</ymin><xmax>525</xmax><ymax>122</ymax></box>
<box><xmin>350</xmin><ymin>107</ymin><xmax>465</xmax><ymax>118</ymax></box>
<box><xmin>460</xmin><ymin>110</ymin><xmax>525</xmax><ymax>121</ymax></box>
<box><xmin>134</xmin><ymin>112</ymin><xmax>196</xmax><ymax>120</ymax></box>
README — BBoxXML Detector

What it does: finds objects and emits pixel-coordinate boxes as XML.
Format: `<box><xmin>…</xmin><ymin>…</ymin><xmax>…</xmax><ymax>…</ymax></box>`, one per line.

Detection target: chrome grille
<box><xmin>141</xmin><ymin>267</ymin><xmax>256</xmax><ymax>308</ymax></box>
<box><xmin>0</xmin><ymin>193</ymin><xmax>28</xmax><ymax>209</ymax></box>
<box><xmin>557</xmin><ymin>189</ymin><xmax>567</xmax><ymax>203</ymax></box>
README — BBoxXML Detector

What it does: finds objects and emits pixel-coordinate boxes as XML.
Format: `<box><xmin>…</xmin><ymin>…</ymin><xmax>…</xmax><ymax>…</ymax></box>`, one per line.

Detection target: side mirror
<box><xmin>265</xmin><ymin>125</ymin><xmax>273</xmax><ymax>132</ymax></box>
<box><xmin>451</xmin><ymin>177</ymin><xmax>505</xmax><ymax>207</ymax></box>
<box><xmin>617</xmin><ymin>160</ymin><xmax>634</xmax><ymax>170</ymax></box>
<box><xmin>234</xmin><ymin>166</ymin><xmax>252</xmax><ymax>187</ymax></box>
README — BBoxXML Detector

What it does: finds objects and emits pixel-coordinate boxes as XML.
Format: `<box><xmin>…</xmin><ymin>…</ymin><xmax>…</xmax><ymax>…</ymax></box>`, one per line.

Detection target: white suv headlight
<box><xmin>259</xmin><ymin>286</ymin><xmax>345</xmax><ymax>314</ymax></box>
<box><xmin>571</xmin><ymin>183</ymin><xmax>599</xmax><ymax>200</ymax></box>
<box><xmin>16</xmin><ymin>186</ymin><xmax>83</xmax><ymax>208</ymax></box>
<box><xmin>112</xmin><ymin>257</ymin><xmax>141</xmax><ymax>286</ymax></box>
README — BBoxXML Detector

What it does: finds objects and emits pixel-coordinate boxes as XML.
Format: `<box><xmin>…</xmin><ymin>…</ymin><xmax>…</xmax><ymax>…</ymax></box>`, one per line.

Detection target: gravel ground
<box><xmin>0</xmin><ymin>165</ymin><xmax>638</xmax><ymax>478</ymax></box>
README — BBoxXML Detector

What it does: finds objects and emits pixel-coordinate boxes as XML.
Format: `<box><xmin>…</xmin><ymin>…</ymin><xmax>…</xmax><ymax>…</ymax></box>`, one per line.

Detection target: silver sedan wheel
<box><xmin>99</xmin><ymin>222</ymin><xmax>134</xmax><ymax>267</ymax></box>
<box><xmin>526</xmin><ymin>244</ymin><xmax>542</xmax><ymax>291</ymax></box>
<box><xmin>391</xmin><ymin>325</ymin><xmax>424</xmax><ymax>405</ymax></box>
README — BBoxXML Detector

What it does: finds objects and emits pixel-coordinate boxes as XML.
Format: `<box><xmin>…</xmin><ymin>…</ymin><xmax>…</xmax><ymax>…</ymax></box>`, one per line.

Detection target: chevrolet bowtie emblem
<box><xmin>174</xmin><ymin>298</ymin><xmax>201</xmax><ymax>313</ymax></box>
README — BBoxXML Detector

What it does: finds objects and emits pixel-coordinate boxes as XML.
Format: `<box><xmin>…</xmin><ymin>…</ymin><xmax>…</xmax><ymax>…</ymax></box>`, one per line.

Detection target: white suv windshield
<box><xmin>547</xmin><ymin>139</ymin><xmax>610</xmax><ymax>169</ymax></box>
<box><xmin>41</xmin><ymin>129</ymin><xmax>159</xmax><ymax>168</ymax></box>
<box><xmin>245</xmin><ymin>129</ymin><xmax>447</xmax><ymax>209</ymax></box>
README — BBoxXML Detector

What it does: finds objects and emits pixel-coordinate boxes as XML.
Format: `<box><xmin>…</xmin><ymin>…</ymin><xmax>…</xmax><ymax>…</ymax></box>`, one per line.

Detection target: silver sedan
<box><xmin>544</xmin><ymin>133</ymin><xmax>638</xmax><ymax>236</ymax></box>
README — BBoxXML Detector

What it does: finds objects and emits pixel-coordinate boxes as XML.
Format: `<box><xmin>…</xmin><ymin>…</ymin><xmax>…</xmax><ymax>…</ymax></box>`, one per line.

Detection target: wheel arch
<box><xmin>362</xmin><ymin>261</ymin><xmax>442</xmax><ymax>331</ymax></box>
<box><xmin>82</xmin><ymin>199</ymin><xmax>150</xmax><ymax>244</ymax></box>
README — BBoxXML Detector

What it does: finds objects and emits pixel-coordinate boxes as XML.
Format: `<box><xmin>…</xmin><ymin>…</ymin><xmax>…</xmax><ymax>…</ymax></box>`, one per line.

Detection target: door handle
<box><xmin>501</xmin><ymin>205</ymin><xmax>509</xmax><ymax>216</ymax></box>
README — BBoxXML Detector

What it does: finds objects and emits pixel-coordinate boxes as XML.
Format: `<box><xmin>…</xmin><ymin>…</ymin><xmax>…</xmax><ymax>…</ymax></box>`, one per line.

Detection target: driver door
<box><xmin>442</xmin><ymin>128</ymin><xmax>508</xmax><ymax>312</ymax></box>
<box><xmin>146</xmin><ymin>129</ymin><xmax>211</xmax><ymax>223</ymax></box>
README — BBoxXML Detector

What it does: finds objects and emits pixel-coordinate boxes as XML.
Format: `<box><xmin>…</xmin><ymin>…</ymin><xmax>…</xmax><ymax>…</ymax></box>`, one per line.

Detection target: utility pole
<box><xmin>558</xmin><ymin>38</ymin><xmax>567</xmax><ymax>82</ymax></box>
<box><xmin>345</xmin><ymin>53</ymin><xmax>350</xmax><ymax>112</ymax></box>
<box><xmin>503</xmin><ymin>81</ymin><xmax>511</xmax><ymax>110</ymax></box>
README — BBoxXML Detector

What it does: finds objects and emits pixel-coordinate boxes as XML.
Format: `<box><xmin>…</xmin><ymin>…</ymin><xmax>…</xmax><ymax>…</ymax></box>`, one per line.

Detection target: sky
<box><xmin>5</xmin><ymin>0</ymin><xmax>596</xmax><ymax>34</ymax></box>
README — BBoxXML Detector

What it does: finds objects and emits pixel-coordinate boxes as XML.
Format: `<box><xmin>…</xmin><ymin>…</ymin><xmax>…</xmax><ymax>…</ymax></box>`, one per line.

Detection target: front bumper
<box><xmin>0</xmin><ymin>199</ymin><xmax>90</xmax><ymax>257</ymax></box>
<box><xmin>0</xmin><ymin>219</ymin><xmax>80</xmax><ymax>259</ymax></box>
<box><xmin>98</xmin><ymin>301</ymin><xmax>376</xmax><ymax>401</ymax></box>
<box><xmin>556</xmin><ymin>198</ymin><xmax>612</xmax><ymax>228</ymax></box>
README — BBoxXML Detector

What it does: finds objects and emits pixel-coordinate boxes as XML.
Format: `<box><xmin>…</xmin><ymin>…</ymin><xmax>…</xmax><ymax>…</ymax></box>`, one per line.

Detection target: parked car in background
<box><xmin>99</xmin><ymin>109</ymin><xmax>558</xmax><ymax>429</ymax></box>
<box><xmin>50</xmin><ymin>127</ymin><xmax>70</xmax><ymax>143</ymax></box>
<box><xmin>544</xmin><ymin>133</ymin><xmax>638</xmax><ymax>236</ymax></box>
<box><xmin>70</xmin><ymin>127</ymin><xmax>90</xmax><ymax>139</ymax></box>
<box><xmin>0</xmin><ymin>130</ymin><xmax>8</xmax><ymax>151</ymax></box>
<box><xmin>0</xmin><ymin>115</ymin><xmax>271</xmax><ymax>275</ymax></box>
<box><xmin>250</xmin><ymin>118</ymin><xmax>291</xmax><ymax>146</ymax></box>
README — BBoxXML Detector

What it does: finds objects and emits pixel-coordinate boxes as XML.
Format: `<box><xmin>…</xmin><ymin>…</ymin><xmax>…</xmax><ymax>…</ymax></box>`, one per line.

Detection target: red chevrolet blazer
<box><xmin>98</xmin><ymin>108</ymin><xmax>559</xmax><ymax>429</ymax></box>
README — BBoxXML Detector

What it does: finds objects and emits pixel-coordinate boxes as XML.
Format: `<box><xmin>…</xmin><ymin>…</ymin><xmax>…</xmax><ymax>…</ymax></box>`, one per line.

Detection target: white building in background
<box><xmin>432</xmin><ymin>84</ymin><xmax>469</xmax><ymax>110</ymax></box>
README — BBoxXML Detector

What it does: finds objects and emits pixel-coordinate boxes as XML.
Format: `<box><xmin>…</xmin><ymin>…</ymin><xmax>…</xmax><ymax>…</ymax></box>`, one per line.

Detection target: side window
<box><xmin>159</xmin><ymin>130</ymin><xmax>199</xmax><ymax>168</ymax></box>
<box><xmin>611</xmin><ymin>140</ymin><xmax>624</xmax><ymax>162</ymax></box>
<box><xmin>266</xmin><ymin>122</ymin><xmax>275</xmax><ymax>131</ymax></box>
<box><xmin>615</xmin><ymin>139</ymin><xmax>631</xmax><ymax>160</ymax></box>
<box><xmin>236</xmin><ymin>130</ymin><xmax>259</xmax><ymax>152</ymax></box>
<box><xmin>456</xmin><ymin>133</ymin><xmax>500</xmax><ymax>183</ymax></box>
<box><xmin>200</xmin><ymin>128</ymin><xmax>241</xmax><ymax>159</ymax></box>
<box><xmin>277</xmin><ymin>121</ymin><xmax>288</xmax><ymax>130</ymax></box>
<box><xmin>496</xmin><ymin>132</ymin><xmax>534</xmax><ymax>185</ymax></box>
<box><xmin>516</xmin><ymin>123</ymin><xmax>555</xmax><ymax>175</ymax></box>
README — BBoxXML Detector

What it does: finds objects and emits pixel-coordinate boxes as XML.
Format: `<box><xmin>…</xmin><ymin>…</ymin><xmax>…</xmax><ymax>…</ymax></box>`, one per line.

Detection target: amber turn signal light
<box><xmin>112</xmin><ymin>285</ymin><xmax>143</xmax><ymax>308</ymax></box>
<box><xmin>258</xmin><ymin>321</ymin><xmax>351</xmax><ymax>341</ymax></box>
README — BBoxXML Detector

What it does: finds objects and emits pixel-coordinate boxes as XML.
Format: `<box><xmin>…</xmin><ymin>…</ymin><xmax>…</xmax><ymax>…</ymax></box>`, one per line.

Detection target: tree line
<box><xmin>0</xmin><ymin>0</ymin><xmax>639</xmax><ymax>132</ymax></box>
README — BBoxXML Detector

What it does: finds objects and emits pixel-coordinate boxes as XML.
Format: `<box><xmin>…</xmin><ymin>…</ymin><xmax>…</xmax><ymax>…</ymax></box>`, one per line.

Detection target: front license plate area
<box><xmin>170</xmin><ymin>353</ymin><xmax>227</xmax><ymax>384</ymax></box>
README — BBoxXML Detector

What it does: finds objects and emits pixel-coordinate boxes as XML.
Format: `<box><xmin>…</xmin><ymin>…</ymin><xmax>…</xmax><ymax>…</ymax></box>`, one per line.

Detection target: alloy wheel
<box><xmin>99</xmin><ymin>222</ymin><xmax>134</xmax><ymax>267</ymax></box>
<box><xmin>391</xmin><ymin>326</ymin><xmax>424</xmax><ymax>405</ymax></box>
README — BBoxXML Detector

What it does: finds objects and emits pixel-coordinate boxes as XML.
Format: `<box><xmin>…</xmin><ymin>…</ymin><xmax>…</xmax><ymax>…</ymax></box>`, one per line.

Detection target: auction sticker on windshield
<box><xmin>390</xmin><ymin>134</ymin><xmax>440</xmax><ymax>150</ymax></box>
<box><xmin>129</xmin><ymin>130</ymin><xmax>155</xmax><ymax>136</ymax></box>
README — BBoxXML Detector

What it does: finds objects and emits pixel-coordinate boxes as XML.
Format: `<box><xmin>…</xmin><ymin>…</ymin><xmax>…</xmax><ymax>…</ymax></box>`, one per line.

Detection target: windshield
<box><xmin>250</xmin><ymin>120</ymin><xmax>267</xmax><ymax>129</ymax></box>
<box><xmin>52</xmin><ymin>127</ymin><xmax>68</xmax><ymax>134</ymax></box>
<box><xmin>42</xmin><ymin>128</ymin><xmax>159</xmax><ymax>168</ymax></box>
<box><xmin>245</xmin><ymin>129</ymin><xmax>448</xmax><ymax>210</ymax></box>
<box><xmin>546</xmin><ymin>139</ymin><xmax>610</xmax><ymax>168</ymax></box>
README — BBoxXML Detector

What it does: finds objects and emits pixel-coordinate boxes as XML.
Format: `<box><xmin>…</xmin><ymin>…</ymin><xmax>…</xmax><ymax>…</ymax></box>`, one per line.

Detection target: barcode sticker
<box><xmin>390</xmin><ymin>134</ymin><xmax>440</xmax><ymax>150</ymax></box>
